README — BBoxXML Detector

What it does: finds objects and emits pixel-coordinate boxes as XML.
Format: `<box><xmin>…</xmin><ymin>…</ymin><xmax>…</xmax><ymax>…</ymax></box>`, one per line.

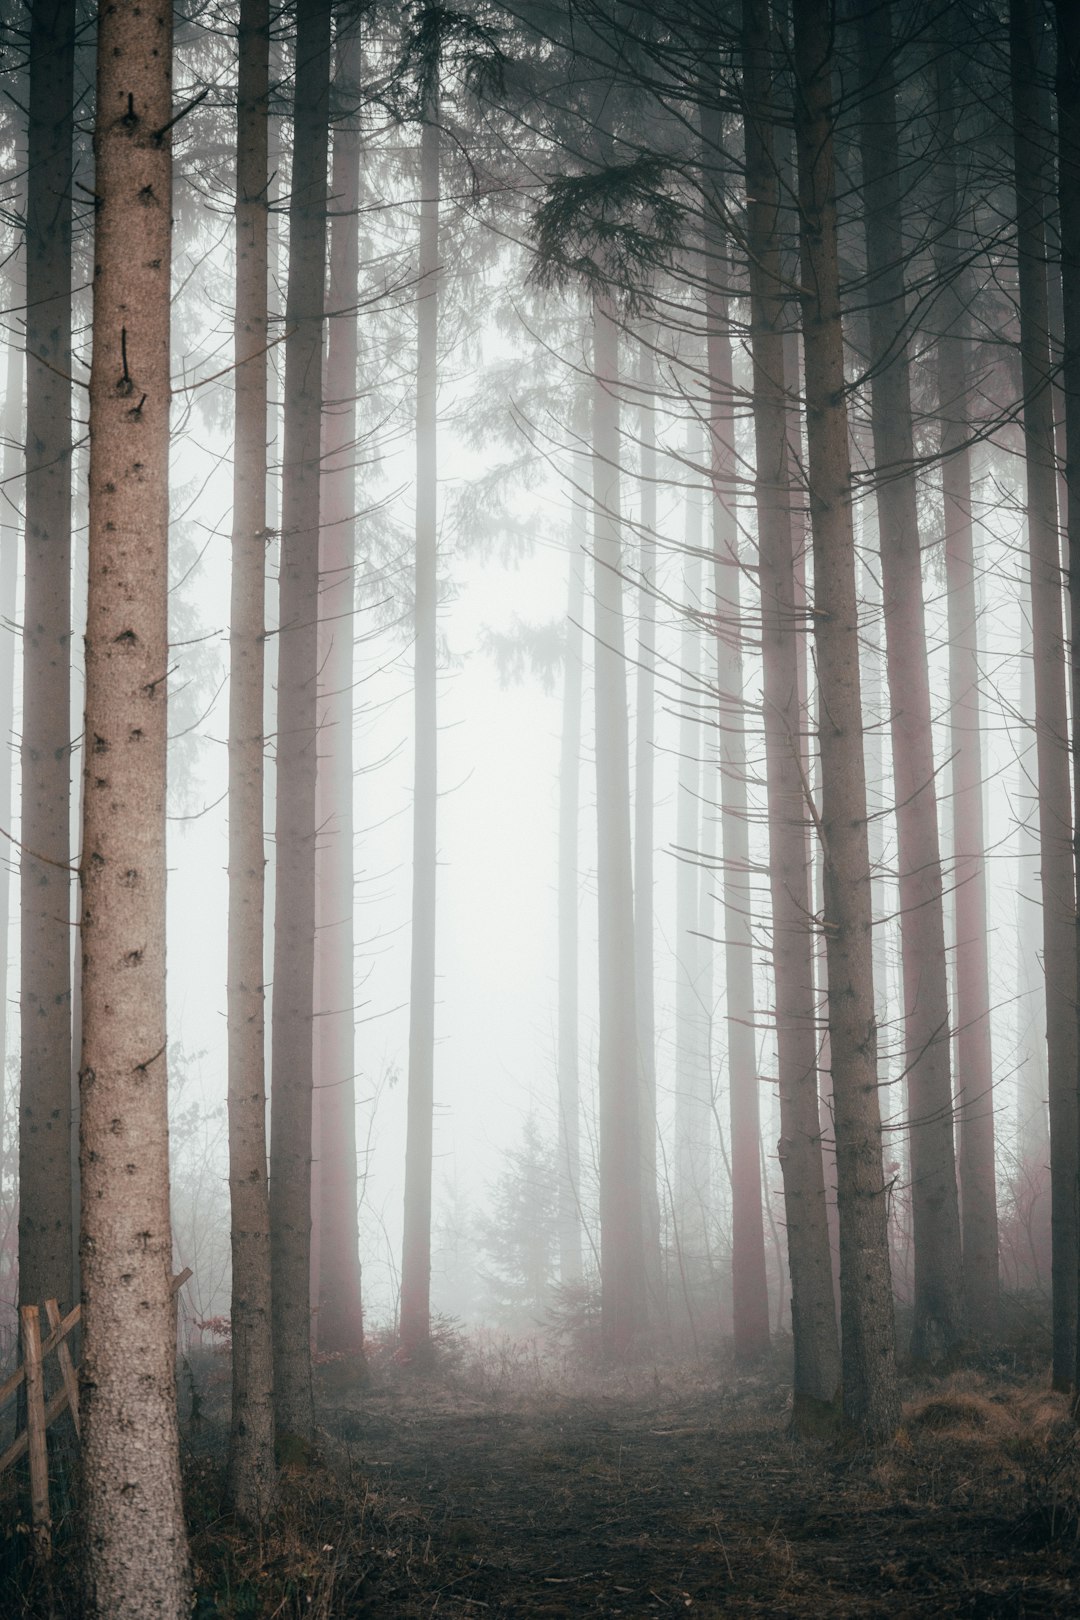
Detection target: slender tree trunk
<box><xmin>741</xmin><ymin>0</ymin><xmax>839</xmax><ymax>1419</ymax></box>
<box><xmin>856</xmin><ymin>0</ymin><xmax>964</xmax><ymax>1362</ymax></box>
<box><xmin>701</xmin><ymin>99</ymin><xmax>770</xmax><ymax>1362</ymax></box>
<box><xmin>1053</xmin><ymin>0</ymin><xmax>1080</xmax><ymax>1394</ymax></box>
<box><xmin>674</xmin><ymin>514</ymin><xmax>708</xmax><ymax>1300</ymax></box>
<box><xmin>314</xmin><ymin>9</ymin><xmax>365</xmax><ymax>1359</ymax></box>
<box><xmin>226</xmin><ymin>0</ymin><xmax>275</xmax><ymax>1523</ymax></box>
<box><xmin>593</xmin><ymin>292</ymin><xmax>646</xmax><ymax>1357</ymax></box>
<box><xmin>270</xmin><ymin>0</ymin><xmax>332</xmax><ymax>1443</ymax></box>
<box><xmin>79</xmin><ymin>1</ymin><xmax>190</xmax><ymax>1608</ymax></box>
<box><xmin>1010</xmin><ymin>0</ymin><xmax>1078</xmax><ymax>1390</ymax></box>
<box><xmin>20</xmin><ymin>0</ymin><xmax>75</xmax><ymax>1319</ymax></box>
<box><xmin>557</xmin><ymin>429</ymin><xmax>587</xmax><ymax>1287</ymax></box>
<box><xmin>0</xmin><ymin>322</ymin><xmax>22</xmax><ymax>1147</ymax></box>
<box><xmin>792</xmin><ymin>0</ymin><xmax>899</xmax><ymax>1440</ymax></box>
<box><xmin>634</xmin><ymin>337</ymin><xmax>663</xmax><ymax>1314</ymax></box>
<box><xmin>935</xmin><ymin>39</ymin><xmax>999</xmax><ymax>1342</ymax></box>
<box><xmin>400</xmin><ymin>98</ymin><xmax>440</xmax><ymax>1359</ymax></box>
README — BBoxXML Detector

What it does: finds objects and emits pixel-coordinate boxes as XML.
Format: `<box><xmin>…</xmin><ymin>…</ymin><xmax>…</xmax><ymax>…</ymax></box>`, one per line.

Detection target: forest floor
<box><xmin>6</xmin><ymin>1326</ymin><xmax>1080</xmax><ymax>1617</ymax></box>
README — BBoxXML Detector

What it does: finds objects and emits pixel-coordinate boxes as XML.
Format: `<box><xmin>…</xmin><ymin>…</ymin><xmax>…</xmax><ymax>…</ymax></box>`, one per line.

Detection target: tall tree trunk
<box><xmin>226</xmin><ymin>0</ymin><xmax>275</xmax><ymax>1523</ymax></box>
<box><xmin>79</xmin><ymin>1</ymin><xmax>191</xmax><ymax>1608</ymax></box>
<box><xmin>557</xmin><ymin>430</ymin><xmax>587</xmax><ymax>1286</ymax></box>
<box><xmin>741</xmin><ymin>0</ymin><xmax>839</xmax><ymax>1420</ymax></box>
<box><xmin>634</xmin><ymin>337</ymin><xmax>663</xmax><ymax>1315</ymax></box>
<box><xmin>20</xmin><ymin>0</ymin><xmax>75</xmax><ymax>1318</ymax></box>
<box><xmin>701</xmin><ymin>99</ymin><xmax>770</xmax><ymax>1363</ymax></box>
<box><xmin>935</xmin><ymin>37</ymin><xmax>999</xmax><ymax>1342</ymax></box>
<box><xmin>314</xmin><ymin>8</ymin><xmax>365</xmax><ymax>1359</ymax></box>
<box><xmin>1010</xmin><ymin>0</ymin><xmax>1078</xmax><ymax>1390</ymax></box>
<box><xmin>856</xmin><ymin>0</ymin><xmax>964</xmax><ymax>1362</ymax></box>
<box><xmin>674</xmin><ymin>509</ymin><xmax>708</xmax><ymax>1305</ymax></box>
<box><xmin>270</xmin><ymin>0</ymin><xmax>332</xmax><ymax>1443</ymax></box>
<box><xmin>400</xmin><ymin>95</ymin><xmax>440</xmax><ymax>1359</ymax></box>
<box><xmin>0</xmin><ymin>318</ymin><xmax>22</xmax><ymax>1160</ymax></box>
<box><xmin>593</xmin><ymin>292</ymin><xmax>646</xmax><ymax>1358</ymax></box>
<box><xmin>792</xmin><ymin>0</ymin><xmax>899</xmax><ymax>1440</ymax></box>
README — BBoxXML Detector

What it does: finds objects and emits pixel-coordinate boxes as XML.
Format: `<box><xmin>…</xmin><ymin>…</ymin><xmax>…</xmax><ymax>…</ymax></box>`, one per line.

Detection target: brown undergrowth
<box><xmin>4</xmin><ymin>1335</ymin><xmax>1080</xmax><ymax>1616</ymax></box>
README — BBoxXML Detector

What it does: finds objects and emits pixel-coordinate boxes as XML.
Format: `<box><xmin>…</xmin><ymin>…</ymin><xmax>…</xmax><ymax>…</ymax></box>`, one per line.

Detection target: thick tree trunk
<box><xmin>741</xmin><ymin>0</ymin><xmax>839</xmax><ymax>1420</ymax></box>
<box><xmin>634</xmin><ymin>338</ymin><xmax>663</xmax><ymax>1315</ymax></box>
<box><xmin>701</xmin><ymin>99</ymin><xmax>770</xmax><ymax>1363</ymax></box>
<box><xmin>593</xmin><ymin>292</ymin><xmax>646</xmax><ymax>1358</ymax></box>
<box><xmin>270</xmin><ymin>0</ymin><xmax>332</xmax><ymax>1443</ymax></box>
<box><xmin>20</xmin><ymin>0</ymin><xmax>75</xmax><ymax>1318</ymax></box>
<box><xmin>79</xmin><ymin>1</ymin><xmax>190</xmax><ymax>1609</ymax></box>
<box><xmin>400</xmin><ymin>102</ymin><xmax>440</xmax><ymax>1359</ymax></box>
<box><xmin>226</xmin><ymin>0</ymin><xmax>275</xmax><ymax>1524</ymax></box>
<box><xmin>557</xmin><ymin>433</ymin><xmax>587</xmax><ymax>1287</ymax></box>
<box><xmin>1010</xmin><ymin>0</ymin><xmax>1078</xmax><ymax>1390</ymax></box>
<box><xmin>856</xmin><ymin>0</ymin><xmax>964</xmax><ymax>1363</ymax></box>
<box><xmin>0</xmin><ymin>323</ymin><xmax>22</xmax><ymax>1163</ymax></box>
<box><xmin>934</xmin><ymin>38</ymin><xmax>999</xmax><ymax>1343</ymax></box>
<box><xmin>792</xmin><ymin>0</ymin><xmax>899</xmax><ymax>1440</ymax></box>
<box><xmin>314</xmin><ymin>10</ymin><xmax>365</xmax><ymax>1359</ymax></box>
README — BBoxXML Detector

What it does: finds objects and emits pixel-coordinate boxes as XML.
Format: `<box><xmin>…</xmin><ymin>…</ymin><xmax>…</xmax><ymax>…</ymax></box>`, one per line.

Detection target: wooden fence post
<box><xmin>19</xmin><ymin>1305</ymin><xmax>51</xmax><ymax>1556</ymax></box>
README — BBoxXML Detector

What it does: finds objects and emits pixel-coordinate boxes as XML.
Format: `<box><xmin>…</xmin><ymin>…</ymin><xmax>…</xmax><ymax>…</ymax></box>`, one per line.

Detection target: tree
<box><xmin>314</xmin><ymin>2</ymin><xmax>365</xmax><ymax>1360</ymax></box>
<box><xmin>400</xmin><ymin>10</ymin><xmax>441</xmax><ymax>1360</ymax></box>
<box><xmin>855</xmin><ymin>0</ymin><xmax>964</xmax><ymax>1363</ymax></box>
<box><xmin>226</xmin><ymin>0</ymin><xmax>276</xmax><ymax>1523</ymax></box>
<box><xmin>740</xmin><ymin>0</ymin><xmax>839</xmax><ymax>1421</ymax></box>
<box><xmin>792</xmin><ymin>0</ymin><xmax>899</xmax><ymax>1441</ymax></box>
<box><xmin>1009</xmin><ymin>0</ymin><xmax>1077</xmax><ymax>1390</ymax></box>
<box><xmin>270</xmin><ymin>0</ymin><xmax>333</xmax><ymax>1446</ymax></box>
<box><xmin>19</xmin><ymin>0</ymin><xmax>76</xmax><ymax>1320</ymax></box>
<box><xmin>78</xmin><ymin>0</ymin><xmax>191</xmax><ymax>1606</ymax></box>
<box><xmin>934</xmin><ymin>24</ymin><xmax>999</xmax><ymax>1342</ymax></box>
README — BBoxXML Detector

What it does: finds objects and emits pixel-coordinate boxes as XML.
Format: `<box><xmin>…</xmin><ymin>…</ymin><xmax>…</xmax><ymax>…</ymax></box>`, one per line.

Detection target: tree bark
<box><xmin>314</xmin><ymin>7</ymin><xmax>365</xmax><ymax>1359</ymax></box>
<box><xmin>79</xmin><ymin>0</ymin><xmax>191</xmax><ymax>1608</ymax></box>
<box><xmin>270</xmin><ymin>0</ymin><xmax>332</xmax><ymax>1444</ymax></box>
<box><xmin>20</xmin><ymin>0</ymin><xmax>76</xmax><ymax>1319</ymax></box>
<box><xmin>792</xmin><ymin>0</ymin><xmax>899</xmax><ymax>1440</ymax></box>
<box><xmin>400</xmin><ymin>96</ymin><xmax>440</xmax><ymax>1359</ymax></box>
<box><xmin>934</xmin><ymin>35</ymin><xmax>999</xmax><ymax>1343</ymax></box>
<box><xmin>557</xmin><ymin>428</ymin><xmax>587</xmax><ymax>1287</ymax></box>
<box><xmin>593</xmin><ymin>293</ymin><xmax>646</xmax><ymax>1358</ymax></box>
<box><xmin>226</xmin><ymin>0</ymin><xmax>276</xmax><ymax>1523</ymax></box>
<box><xmin>855</xmin><ymin>0</ymin><xmax>964</xmax><ymax>1362</ymax></box>
<box><xmin>741</xmin><ymin>0</ymin><xmax>839</xmax><ymax>1419</ymax></box>
<box><xmin>634</xmin><ymin>336</ymin><xmax>663</xmax><ymax>1315</ymax></box>
<box><xmin>1010</xmin><ymin>0</ymin><xmax>1078</xmax><ymax>1390</ymax></box>
<box><xmin>701</xmin><ymin>98</ymin><xmax>770</xmax><ymax>1363</ymax></box>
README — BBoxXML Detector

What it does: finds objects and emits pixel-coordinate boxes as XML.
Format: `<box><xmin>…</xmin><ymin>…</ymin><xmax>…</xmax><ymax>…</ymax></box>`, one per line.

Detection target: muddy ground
<box><xmin>7</xmin><ymin>1342</ymin><xmax>1080</xmax><ymax>1617</ymax></box>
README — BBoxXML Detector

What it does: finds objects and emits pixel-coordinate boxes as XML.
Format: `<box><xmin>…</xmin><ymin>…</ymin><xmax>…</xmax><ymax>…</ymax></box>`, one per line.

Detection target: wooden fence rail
<box><xmin>0</xmin><ymin>1268</ymin><xmax>192</xmax><ymax>1554</ymax></box>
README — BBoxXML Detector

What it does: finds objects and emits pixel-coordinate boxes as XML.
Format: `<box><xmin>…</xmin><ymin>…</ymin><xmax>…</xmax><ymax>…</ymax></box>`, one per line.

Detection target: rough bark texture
<box><xmin>741</xmin><ymin>0</ymin><xmax>840</xmax><ymax>1419</ymax></box>
<box><xmin>314</xmin><ymin>11</ymin><xmax>365</xmax><ymax>1359</ymax></box>
<box><xmin>792</xmin><ymin>0</ymin><xmax>899</xmax><ymax>1441</ymax></box>
<box><xmin>0</xmin><ymin>307</ymin><xmax>22</xmax><ymax>1191</ymax></box>
<box><xmin>400</xmin><ymin>103</ymin><xmax>440</xmax><ymax>1359</ymax></box>
<box><xmin>270</xmin><ymin>0</ymin><xmax>332</xmax><ymax>1444</ymax></box>
<box><xmin>856</xmin><ymin>0</ymin><xmax>964</xmax><ymax>1363</ymax></box>
<box><xmin>79</xmin><ymin>1</ymin><xmax>191</xmax><ymax>1609</ymax></box>
<box><xmin>226</xmin><ymin>0</ymin><xmax>276</xmax><ymax>1523</ymax></box>
<box><xmin>1010</xmin><ymin>0</ymin><xmax>1078</xmax><ymax>1390</ymax></box>
<box><xmin>701</xmin><ymin>98</ymin><xmax>770</xmax><ymax>1363</ymax></box>
<box><xmin>593</xmin><ymin>294</ymin><xmax>646</xmax><ymax>1358</ymax></box>
<box><xmin>935</xmin><ymin>37</ymin><xmax>999</xmax><ymax>1343</ymax></box>
<box><xmin>20</xmin><ymin>0</ymin><xmax>76</xmax><ymax>1318</ymax></box>
<box><xmin>557</xmin><ymin>432</ymin><xmax>587</xmax><ymax>1287</ymax></box>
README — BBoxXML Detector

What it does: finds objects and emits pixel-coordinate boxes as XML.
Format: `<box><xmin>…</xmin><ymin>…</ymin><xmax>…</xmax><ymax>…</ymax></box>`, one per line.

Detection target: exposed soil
<box><xmin>7</xmin><ymin>1346</ymin><xmax>1080</xmax><ymax>1617</ymax></box>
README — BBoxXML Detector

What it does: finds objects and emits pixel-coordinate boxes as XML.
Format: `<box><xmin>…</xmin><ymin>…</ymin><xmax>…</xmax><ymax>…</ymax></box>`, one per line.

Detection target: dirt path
<box><xmin>328</xmin><ymin>1373</ymin><xmax>1080</xmax><ymax>1617</ymax></box>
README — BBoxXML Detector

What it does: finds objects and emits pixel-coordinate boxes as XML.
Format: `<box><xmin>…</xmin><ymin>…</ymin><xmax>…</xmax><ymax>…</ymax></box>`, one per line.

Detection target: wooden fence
<box><xmin>0</xmin><ymin>1268</ymin><xmax>191</xmax><ymax>1555</ymax></box>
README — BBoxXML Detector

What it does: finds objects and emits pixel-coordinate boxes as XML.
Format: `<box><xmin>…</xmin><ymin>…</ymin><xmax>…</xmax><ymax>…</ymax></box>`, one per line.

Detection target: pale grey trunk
<box><xmin>793</xmin><ymin>0</ymin><xmax>899</xmax><ymax>1440</ymax></box>
<box><xmin>400</xmin><ymin>103</ymin><xmax>440</xmax><ymax>1358</ymax></box>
